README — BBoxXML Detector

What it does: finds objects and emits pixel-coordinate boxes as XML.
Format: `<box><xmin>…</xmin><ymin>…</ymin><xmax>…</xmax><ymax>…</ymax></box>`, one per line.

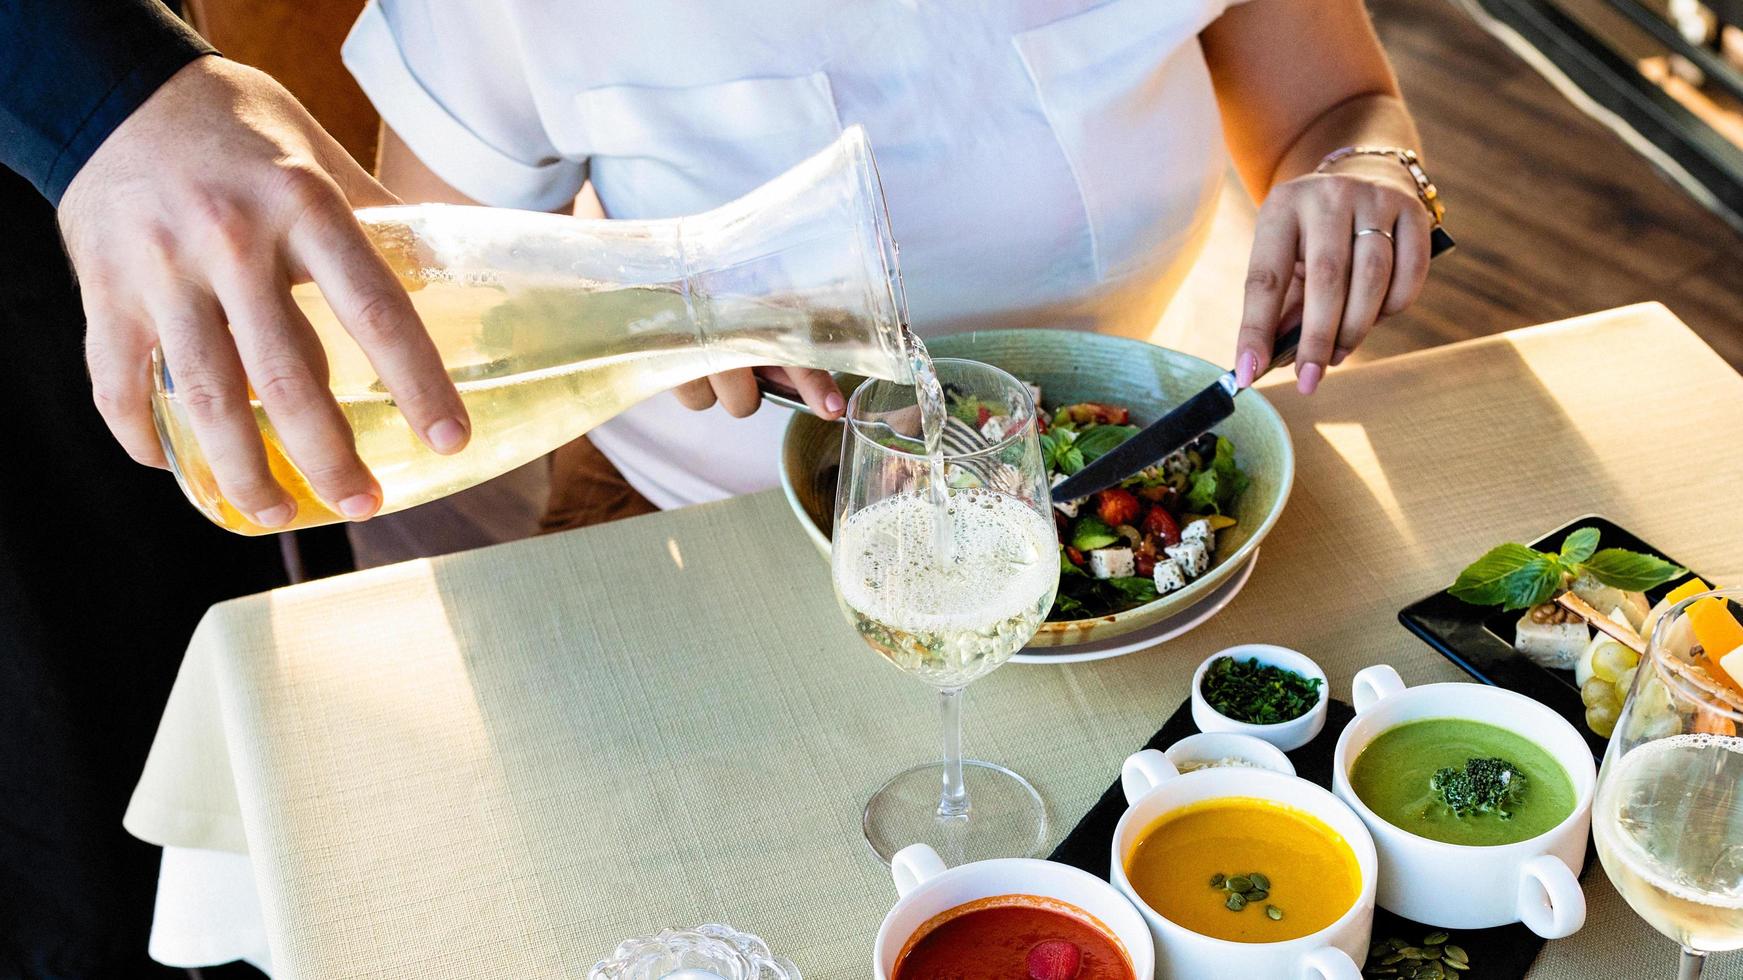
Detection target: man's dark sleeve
<box><xmin>0</xmin><ymin>1</ymin><xmax>216</xmax><ymax>206</ymax></box>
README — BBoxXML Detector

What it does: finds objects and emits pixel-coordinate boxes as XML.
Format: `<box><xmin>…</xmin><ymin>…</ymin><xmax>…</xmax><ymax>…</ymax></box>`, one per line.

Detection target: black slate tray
<box><xmin>1397</xmin><ymin>514</ymin><xmax>1704</xmax><ymax>760</ymax></box>
<box><xmin>1048</xmin><ymin>698</ymin><xmax>1549</xmax><ymax>979</ymax></box>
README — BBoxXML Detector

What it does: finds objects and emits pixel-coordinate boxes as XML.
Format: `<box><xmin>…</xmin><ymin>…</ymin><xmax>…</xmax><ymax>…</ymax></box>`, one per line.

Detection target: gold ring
<box><xmin>1354</xmin><ymin>227</ymin><xmax>1394</xmax><ymax>243</ymax></box>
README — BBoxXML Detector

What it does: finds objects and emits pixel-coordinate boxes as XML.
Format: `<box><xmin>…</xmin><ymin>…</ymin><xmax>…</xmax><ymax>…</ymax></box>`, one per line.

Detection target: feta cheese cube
<box><xmin>1153</xmin><ymin>558</ymin><xmax>1188</xmax><ymax>594</ymax></box>
<box><xmin>980</xmin><ymin>414</ymin><xmax>1014</xmax><ymax>443</ymax></box>
<box><xmin>1050</xmin><ymin>473</ymin><xmax>1079</xmax><ymax>518</ymax></box>
<box><xmin>1087</xmin><ymin>546</ymin><xmax>1135</xmax><ymax>580</ymax></box>
<box><xmin>1514</xmin><ymin>612</ymin><xmax>1589</xmax><ymax>670</ymax></box>
<box><xmin>1182</xmin><ymin>518</ymin><xmax>1213</xmax><ymax>544</ymax></box>
<box><xmin>1165</xmin><ymin>540</ymin><xmax>1210</xmax><ymax>578</ymax></box>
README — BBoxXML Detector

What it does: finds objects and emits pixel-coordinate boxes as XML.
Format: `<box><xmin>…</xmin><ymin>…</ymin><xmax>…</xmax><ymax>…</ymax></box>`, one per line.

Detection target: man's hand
<box><xmin>58</xmin><ymin>57</ymin><xmax>468</xmax><ymax>527</ymax></box>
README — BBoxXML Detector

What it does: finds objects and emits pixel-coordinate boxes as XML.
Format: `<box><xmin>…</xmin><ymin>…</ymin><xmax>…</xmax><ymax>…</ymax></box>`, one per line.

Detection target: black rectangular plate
<box><xmin>1398</xmin><ymin>515</ymin><xmax>1701</xmax><ymax>759</ymax></box>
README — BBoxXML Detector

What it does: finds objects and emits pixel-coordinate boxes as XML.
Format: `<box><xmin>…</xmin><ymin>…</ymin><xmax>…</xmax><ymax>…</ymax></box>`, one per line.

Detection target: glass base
<box><xmin>862</xmin><ymin>759</ymin><xmax>1048</xmax><ymax>866</ymax></box>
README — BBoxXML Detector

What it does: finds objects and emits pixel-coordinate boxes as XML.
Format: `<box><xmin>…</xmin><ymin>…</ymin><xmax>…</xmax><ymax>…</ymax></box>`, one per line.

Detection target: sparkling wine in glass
<box><xmin>831</xmin><ymin>356</ymin><xmax>1059</xmax><ymax>865</ymax></box>
<box><xmin>1595</xmin><ymin>587</ymin><xmax>1743</xmax><ymax>979</ymax></box>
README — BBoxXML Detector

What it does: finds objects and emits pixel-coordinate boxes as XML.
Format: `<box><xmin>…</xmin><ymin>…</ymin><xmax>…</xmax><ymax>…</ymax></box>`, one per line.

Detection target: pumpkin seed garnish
<box><xmin>1364</xmin><ymin>931</ymin><xmax>1472</xmax><ymax>979</ymax></box>
<box><xmin>1249</xmin><ymin>873</ymin><xmax>1270</xmax><ymax>890</ymax></box>
<box><xmin>1226</xmin><ymin>892</ymin><xmax>1248</xmax><ymax>911</ymax></box>
<box><xmin>1227</xmin><ymin>875</ymin><xmax>1253</xmax><ymax>893</ymax></box>
<box><xmin>1209</xmin><ymin>873</ymin><xmax>1226</xmax><ymax>888</ymax></box>
<box><xmin>1265</xmin><ymin>905</ymin><xmax>1283</xmax><ymax>920</ymax></box>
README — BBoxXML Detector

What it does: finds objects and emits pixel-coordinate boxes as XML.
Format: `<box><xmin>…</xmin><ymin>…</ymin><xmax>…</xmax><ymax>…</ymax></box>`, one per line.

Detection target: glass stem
<box><xmin>937</xmin><ymin>687</ymin><xmax>970</xmax><ymax>818</ymax></box>
<box><xmin>1678</xmin><ymin>947</ymin><xmax>1706</xmax><ymax>980</ymax></box>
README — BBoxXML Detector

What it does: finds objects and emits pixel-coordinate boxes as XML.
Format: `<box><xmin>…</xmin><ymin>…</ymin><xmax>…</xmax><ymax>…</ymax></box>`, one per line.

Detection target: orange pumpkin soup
<box><xmin>1125</xmin><ymin>797</ymin><xmax>1361</xmax><ymax>942</ymax></box>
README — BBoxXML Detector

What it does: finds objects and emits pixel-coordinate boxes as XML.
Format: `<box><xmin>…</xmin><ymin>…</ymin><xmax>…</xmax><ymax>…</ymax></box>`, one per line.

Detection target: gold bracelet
<box><xmin>1315</xmin><ymin>145</ymin><xmax>1445</xmax><ymax>227</ymax></box>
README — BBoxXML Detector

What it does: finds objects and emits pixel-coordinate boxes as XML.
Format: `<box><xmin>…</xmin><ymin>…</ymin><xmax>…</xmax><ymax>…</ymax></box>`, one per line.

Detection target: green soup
<box><xmin>1349</xmin><ymin>718</ymin><xmax>1575</xmax><ymax>846</ymax></box>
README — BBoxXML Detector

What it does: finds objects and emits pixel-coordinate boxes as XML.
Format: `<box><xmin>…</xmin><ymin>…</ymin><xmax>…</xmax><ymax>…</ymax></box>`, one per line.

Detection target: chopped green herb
<box><xmin>1199</xmin><ymin>656</ymin><xmax>1323</xmax><ymax>725</ymax></box>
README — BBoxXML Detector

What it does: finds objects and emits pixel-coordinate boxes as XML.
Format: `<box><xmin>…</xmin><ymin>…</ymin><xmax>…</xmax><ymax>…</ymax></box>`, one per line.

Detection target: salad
<box><xmin>948</xmin><ymin>383</ymin><xmax>1251</xmax><ymax>621</ymax></box>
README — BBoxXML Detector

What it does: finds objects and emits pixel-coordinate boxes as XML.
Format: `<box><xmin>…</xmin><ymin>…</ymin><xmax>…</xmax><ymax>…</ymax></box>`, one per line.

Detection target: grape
<box><xmin>1590</xmin><ymin>641</ymin><xmax>1639</xmax><ymax>683</ymax></box>
<box><xmin>1614</xmin><ymin>665</ymin><xmax>1640</xmax><ymax>701</ymax></box>
<box><xmin>1581</xmin><ymin>676</ymin><xmax>1620</xmax><ymax>710</ymax></box>
<box><xmin>1586</xmin><ymin>701</ymin><xmax>1619</xmax><ymax>738</ymax></box>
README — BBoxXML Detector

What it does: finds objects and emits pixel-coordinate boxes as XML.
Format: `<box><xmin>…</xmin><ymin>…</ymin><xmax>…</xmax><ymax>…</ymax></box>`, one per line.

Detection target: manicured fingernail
<box><xmin>1235</xmin><ymin>351</ymin><xmax>1259</xmax><ymax>389</ymax></box>
<box><xmin>824</xmin><ymin>392</ymin><xmax>845</xmax><ymax>415</ymax></box>
<box><xmin>253</xmin><ymin>502</ymin><xmax>295</xmax><ymax>528</ymax></box>
<box><xmin>338</xmin><ymin>493</ymin><xmax>379</xmax><ymax>520</ymax></box>
<box><xmin>1297</xmin><ymin>362</ymin><xmax>1324</xmax><ymax>395</ymax></box>
<box><xmin>426</xmin><ymin>417</ymin><xmax>468</xmax><ymax>454</ymax></box>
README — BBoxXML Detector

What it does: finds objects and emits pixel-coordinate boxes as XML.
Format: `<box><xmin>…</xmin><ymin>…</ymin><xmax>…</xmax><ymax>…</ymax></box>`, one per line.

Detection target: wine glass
<box><xmin>1595</xmin><ymin>587</ymin><xmax>1743</xmax><ymax>979</ymax></box>
<box><xmin>831</xmin><ymin>357</ymin><xmax>1059</xmax><ymax>865</ymax></box>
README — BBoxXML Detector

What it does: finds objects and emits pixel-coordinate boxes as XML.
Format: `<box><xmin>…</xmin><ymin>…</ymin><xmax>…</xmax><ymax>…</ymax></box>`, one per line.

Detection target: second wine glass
<box><xmin>1595</xmin><ymin>587</ymin><xmax>1743</xmax><ymax>979</ymax></box>
<box><xmin>831</xmin><ymin>357</ymin><xmax>1059</xmax><ymax>866</ymax></box>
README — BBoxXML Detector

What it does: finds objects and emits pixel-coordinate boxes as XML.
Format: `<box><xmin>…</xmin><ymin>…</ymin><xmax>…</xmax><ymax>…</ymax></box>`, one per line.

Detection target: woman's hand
<box><xmin>672</xmin><ymin>367</ymin><xmax>845</xmax><ymax>419</ymax></box>
<box><xmin>1233</xmin><ymin>162</ymin><xmax>1433</xmax><ymax>395</ymax></box>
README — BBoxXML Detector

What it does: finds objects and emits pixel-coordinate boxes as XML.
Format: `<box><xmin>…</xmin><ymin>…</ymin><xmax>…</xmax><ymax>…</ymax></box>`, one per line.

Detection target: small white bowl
<box><xmin>1190</xmin><ymin>644</ymin><xmax>1328</xmax><ymax>752</ymax></box>
<box><xmin>873</xmin><ymin>843</ymin><xmax>1154</xmax><ymax>979</ymax></box>
<box><xmin>1164</xmin><ymin>732</ymin><xmax>1296</xmax><ymax>777</ymax></box>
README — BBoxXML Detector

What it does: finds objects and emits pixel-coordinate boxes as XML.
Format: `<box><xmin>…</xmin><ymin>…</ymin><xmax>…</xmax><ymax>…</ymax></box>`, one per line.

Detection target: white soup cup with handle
<box><xmin>1331</xmin><ymin>664</ymin><xmax>1595</xmax><ymax>938</ymax></box>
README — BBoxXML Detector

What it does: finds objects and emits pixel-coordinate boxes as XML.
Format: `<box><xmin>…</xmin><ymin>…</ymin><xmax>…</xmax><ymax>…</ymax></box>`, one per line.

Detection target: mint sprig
<box><xmin>1449</xmin><ymin>528</ymin><xmax>1686</xmax><ymax>611</ymax></box>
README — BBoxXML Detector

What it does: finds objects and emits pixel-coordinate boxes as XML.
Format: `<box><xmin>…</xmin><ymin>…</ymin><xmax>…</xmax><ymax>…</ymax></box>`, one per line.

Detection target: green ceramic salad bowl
<box><xmin>780</xmin><ymin>329</ymin><xmax>1295</xmax><ymax>648</ymax></box>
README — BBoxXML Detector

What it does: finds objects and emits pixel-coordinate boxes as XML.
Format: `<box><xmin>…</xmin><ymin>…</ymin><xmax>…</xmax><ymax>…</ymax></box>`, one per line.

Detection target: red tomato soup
<box><xmin>893</xmin><ymin>895</ymin><xmax>1134</xmax><ymax>980</ymax></box>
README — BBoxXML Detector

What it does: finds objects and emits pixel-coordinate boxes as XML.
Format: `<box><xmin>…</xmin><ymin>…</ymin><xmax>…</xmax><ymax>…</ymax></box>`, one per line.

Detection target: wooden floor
<box><xmin>1364</xmin><ymin>0</ymin><xmax>1743</xmax><ymax>366</ymax></box>
<box><xmin>345</xmin><ymin>0</ymin><xmax>1743</xmax><ymax>569</ymax></box>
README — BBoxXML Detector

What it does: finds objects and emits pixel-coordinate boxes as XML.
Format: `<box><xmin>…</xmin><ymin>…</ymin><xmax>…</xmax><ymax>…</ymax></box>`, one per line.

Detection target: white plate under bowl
<box><xmin>1011</xmin><ymin>549</ymin><xmax>1259</xmax><ymax>665</ymax></box>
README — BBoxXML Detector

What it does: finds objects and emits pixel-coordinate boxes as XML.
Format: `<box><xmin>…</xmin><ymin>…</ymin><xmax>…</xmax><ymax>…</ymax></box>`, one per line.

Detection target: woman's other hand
<box><xmin>1235</xmin><ymin>160</ymin><xmax>1431</xmax><ymax>393</ymax></box>
<box><xmin>672</xmin><ymin>367</ymin><xmax>845</xmax><ymax>419</ymax></box>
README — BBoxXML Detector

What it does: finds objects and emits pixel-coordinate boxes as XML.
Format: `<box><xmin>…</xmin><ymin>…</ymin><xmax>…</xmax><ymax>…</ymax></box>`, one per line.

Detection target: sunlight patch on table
<box><xmin>265</xmin><ymin>560</ymin><xmax>489</xmax><ymax>750</ymax></box>
<box><xmin>1314</xmin><ymin>421</ymin><xmax>1418</xmax><ymax>550</ymax></box>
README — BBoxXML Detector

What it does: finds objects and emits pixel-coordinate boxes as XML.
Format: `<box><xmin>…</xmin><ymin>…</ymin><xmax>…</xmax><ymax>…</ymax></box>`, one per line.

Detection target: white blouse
<box><xmin>343</xmin><ymin>0</ymin><xmax>1250</xmax><ymax>510</ymax></box>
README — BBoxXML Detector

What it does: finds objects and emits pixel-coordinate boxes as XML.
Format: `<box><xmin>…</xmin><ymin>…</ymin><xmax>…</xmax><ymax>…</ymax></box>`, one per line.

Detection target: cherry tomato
<box><xmin>1065</xmin><ymin>546</ymin><xmax>1086</xmax><ymax>567</ymax></box>
<box><xmin>1097</xmin><ymin>488</ymin><xmax>1141</xmax><ymax>527</ymax></box>
<box><xmin>1143</xmin><ymin>507</ymin><xmax>1182</xmax><ymax>546</ymax></box>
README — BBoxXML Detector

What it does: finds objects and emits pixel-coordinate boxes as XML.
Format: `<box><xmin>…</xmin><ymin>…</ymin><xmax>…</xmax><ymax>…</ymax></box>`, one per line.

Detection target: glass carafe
<box><xmin>151</xmin><ymin>125</ymin><xmax>912</xmax><ymax>535</ymax></box>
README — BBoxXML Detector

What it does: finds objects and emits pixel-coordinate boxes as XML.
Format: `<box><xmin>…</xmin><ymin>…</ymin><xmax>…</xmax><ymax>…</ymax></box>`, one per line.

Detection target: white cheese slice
<box><xmin>1153</xmin><ymin>558</ymin><xmax>1188</xmax><ymax>594</ymax></box>
<box><xmin>1087</xmin><ymin>547</ymin><xmax>1135</xmax><ymax>580</ymax></box>
<box><xmin>1165</xmin><ymin>540</ymin><xmax>1210</xmax><ymax>578</ymax></box>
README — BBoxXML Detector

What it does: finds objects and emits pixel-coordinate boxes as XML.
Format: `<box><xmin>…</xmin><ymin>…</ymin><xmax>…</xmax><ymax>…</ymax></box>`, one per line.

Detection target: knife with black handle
<box><xmin>1046</xmin><ymin>324</ymin><xmax>1300</xmax><ymax>502</ymax></box>
<box><xmin>1049</xmin><ymin>227</ymin><xmax>1455</xmax><ymax>502</ymax></box>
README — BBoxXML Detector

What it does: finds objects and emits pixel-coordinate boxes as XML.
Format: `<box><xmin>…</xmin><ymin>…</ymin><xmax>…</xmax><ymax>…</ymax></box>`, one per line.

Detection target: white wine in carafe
<box><xmin>149</xmin><ymin>126</ymin><xmax>913</xmax><ymax>534</ymax></box>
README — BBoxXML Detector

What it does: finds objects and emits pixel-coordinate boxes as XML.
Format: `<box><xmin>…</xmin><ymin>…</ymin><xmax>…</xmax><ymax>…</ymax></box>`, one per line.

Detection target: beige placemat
<box><xmin>129</xmin><ymin>303</ymin><xmax>1743</xmax><ymax>978</ymax></box>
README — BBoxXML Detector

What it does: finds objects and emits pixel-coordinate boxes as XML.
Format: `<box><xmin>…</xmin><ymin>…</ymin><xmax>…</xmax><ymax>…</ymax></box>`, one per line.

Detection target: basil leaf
<box><xmin>1560</xmin><ymin>527</ymin><xmax>1600</xmax><ymax>563</ymax></box>
<box><xmin>1184</xmin><ymin>438</ymin><xmax>1248</xmax><ymax>515</ymax></box>
<box><xmin>1449</xmin><ymin>543</ymin><xmax>1546</xmax><ymax>606</ymax></box>
<box><xmin>1498</xmin><ymin>555</ymin><xmax>1565</xmax><ymax>611</ymax></box>
<box><xmin>1071</xmin><ymin>516</ymin><xmax>1119</xmax><ymax>551</ymax></box>
<box><xmin>1106</xmin><ymin>576</ymin><xmax>1160</xmax><ymax>604</ymax></box>
<box><xmin>1056</xmin><ymin>445</ymin><xmax>1085</xmax><ymax>475</ymax></box>
<box><xmin>1578</xmin><ymin>549</ymin><xmax>1688</xmax><ymax>592</ymax></box>
<box><xmin>1072</xmin><ymin>424</ymin><xmax>1139</xmax><ymax>463</ymax></box>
